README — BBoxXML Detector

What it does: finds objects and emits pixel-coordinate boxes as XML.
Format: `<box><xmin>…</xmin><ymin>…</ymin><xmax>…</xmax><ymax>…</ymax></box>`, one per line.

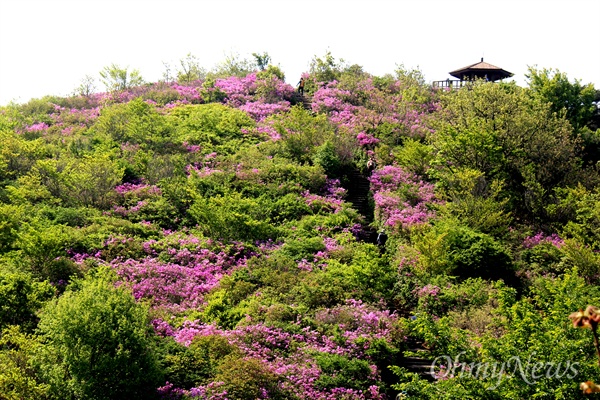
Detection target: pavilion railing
<box><xmin>432</xmin><ymin>79</ymin><xmax>471</xmax><ymax>89</ymax></box>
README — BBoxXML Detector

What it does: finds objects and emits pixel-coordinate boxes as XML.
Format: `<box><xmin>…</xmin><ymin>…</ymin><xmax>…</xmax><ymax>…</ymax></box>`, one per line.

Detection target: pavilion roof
<box><xmin>449</xmin><ymin>58</ymin><xmax>513</xmax><ymax>81</ymax></box>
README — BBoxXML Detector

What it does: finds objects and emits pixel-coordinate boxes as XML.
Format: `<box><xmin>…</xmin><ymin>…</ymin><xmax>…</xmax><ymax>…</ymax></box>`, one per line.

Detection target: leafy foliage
<box><xmin>35</xmin><ymin>269</ymin><xmax>162</xmax><ymax>400</ymax></box>
<box><xmin>0</xmin><ymin>54</ymin><xmax>598</xmax><ymax>399</ymax></box>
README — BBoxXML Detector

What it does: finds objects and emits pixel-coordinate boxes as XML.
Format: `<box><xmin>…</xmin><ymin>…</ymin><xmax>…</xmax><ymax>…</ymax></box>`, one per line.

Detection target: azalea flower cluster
<box><xmin>416</xmin><ymin>284</ymin><xmax>441</xmax><ymax>298</ymax></box>
<box><xmin>312</xmin><ymin>83</ymin><xmax>355</xmax><ymax>114</ymax></box>
<box><xmin>155</xmin><ymin>299</ymin><xmax>397</xmax><ymax>399</ymax></box>
<box><xmin>369</xmin><ymin>165</ymin><xmax>439</xmax><ymax>230</ymax></box>
<box><xmin>23</xmin><ymin>122</ymin><xmax>49</xmax><ymax>133</ymax></box>
<box><xmin>76</xmin><ymin>232</ymin><xmax>249</xmax><ymax>314</ymax></box>
<box><xmin>213</xmin><ymin>73</ymin><xmax>293</xmax><ymax>121</ymax></box>
<box><xmin>112</xmin><ymin>249</ymin><xmax>243</xmax><ymax>313</ymax></box>
<box><xmin>310</xmin><ymin>78</ymin><xmax>436</xmax><ymax>143</ymax></box>
<box><xmin>49</xmin><ymin>104</ymin><xmax>101</xmax><ymax>128</ymax></box>
<box><xmin>171</xmin><ymin>83</ymin><xmax>203</xmax><ymax>103</ymax></box>
<box><xmin>296</xmin><ymin>235</ymin><xmax>343</xmax><ymax>272</ymax></box>
<box><xmin>302</xmin><ymin>178</ymin><xmax>347</xmax><ymax>214</ymax></box>
<box><xmin>523</xmin><ymin>232</ymin><xmax>564</xmax><ymax>248</ymax></box>
<box><xmin>111</xmin><ymin>182</ymin><xmax>162</xmax><ymax>217</ymax></box>
<box><xmin>114</xmin><ymin>182</ymin><xmax>162</xmax><ymax>196</ymax></box>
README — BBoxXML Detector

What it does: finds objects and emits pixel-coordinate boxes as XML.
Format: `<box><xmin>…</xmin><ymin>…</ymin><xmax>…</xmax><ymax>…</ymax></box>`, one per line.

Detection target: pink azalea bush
<box><xmin>153</xmin><ymin>299</ymin><xmax>397</xmax><ymax>399</ymax></box>
<box><xmin>523</xmin><ymin>232</ymin><xmax>564</xmax><ymax>248</ymax></box>
<box><xmin>369</xmin><ymin>165</ymin><xmax>440</xmax><ymax>230</ymax></box>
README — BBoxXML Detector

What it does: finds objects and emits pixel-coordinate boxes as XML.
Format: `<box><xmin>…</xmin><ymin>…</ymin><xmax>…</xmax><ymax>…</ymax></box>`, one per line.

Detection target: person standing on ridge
<box><xmin>297</xmin><ymin>77</ymin><xmax>305</xmax><ymax>95</ymax></box>
<box><xmin>367</xmin><ymin>157</ymin><xmax>376</xmax><ymax>173</ymax></box>
<box><xmin>377</xmin><ymin>230</ymin><xmax>388</xmax><ymax>252</ymax></box>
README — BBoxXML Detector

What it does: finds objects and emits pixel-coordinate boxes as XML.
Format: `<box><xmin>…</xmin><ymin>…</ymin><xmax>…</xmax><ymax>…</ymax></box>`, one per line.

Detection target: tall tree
<box><xmin>99</xmin><ymin>63</ymin><xmax>144</xmax><ymax>92</ymax></box>
<box><xmin>176</xmin><ymin>53</ymin><xmax>206</xmax><ymax>84</ymax></box>
<box><xmin>74</xmin><ymin>74</ymin><xmax>96</xmax><ymax>97</ymax></box>
<box><xmin>35</xmin><ymin>269</ymin><xmax>162</xmax><ymax>400</ymax></box>
<box><xmin>252</xmin><ymin>51</ymin><xmax>271</xmax><ymax>71</ymax></box>
<box><xmin>212</xmin><ymin>52</ymin><xmax>254</xmax><ymax>78</ymax></box>
<box><xmin>526</xmin><ymin>66</ymin><xmax>597</xmax><ymax>133</ymax></box>
<box><xmin>309</xmin><ymin>51</ymin><xmax>346</xmax><ymax>84</ymax></box>
<box><xmin>432</xmin><ymin>81</ymin><xmax>580</xmax><ymax>218</ymax></box>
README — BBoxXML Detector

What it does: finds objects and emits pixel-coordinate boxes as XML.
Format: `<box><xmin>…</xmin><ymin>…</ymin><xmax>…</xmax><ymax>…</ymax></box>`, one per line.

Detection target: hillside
<box><xmin>1</xmin><ymin>57</ymin><xmax>600</xmax><ymax>399</ymax></box>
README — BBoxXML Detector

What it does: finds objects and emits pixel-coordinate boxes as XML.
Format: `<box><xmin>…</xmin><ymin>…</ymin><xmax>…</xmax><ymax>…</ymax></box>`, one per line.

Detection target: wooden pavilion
<box><xmin>433</xmin><ymin>58</ymin><xmax>513</xmax><ymax>88</ymax></box>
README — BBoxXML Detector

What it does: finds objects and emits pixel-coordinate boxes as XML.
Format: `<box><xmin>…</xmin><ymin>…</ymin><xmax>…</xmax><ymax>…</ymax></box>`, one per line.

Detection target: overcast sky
<box><xmin>1</xmin><ymin>0</ymin><xmax>599</xmax><ymax>105</ymax></box>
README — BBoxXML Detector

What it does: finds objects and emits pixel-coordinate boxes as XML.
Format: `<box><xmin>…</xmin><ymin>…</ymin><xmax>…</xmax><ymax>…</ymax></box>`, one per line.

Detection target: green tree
<box><xmin>394</xmin><ymin>64</ymin><xmax>432</xmax><ymax>103</ymax></box>
<box><xmin>35</xmin><ymin>269</ymin><xmax>162</xmax><ymax>400</ymax></box>
<box><xmin>432</xmin><ymin>82</ymin><xmax>580</xmax><ymax>218</ymax></box>
<box><xmin>256</xmin><ymin>64</ymin><xmax>285</xmax><ymax>81</ymax></box>
<box><xmin>252</xmin><ymin>51</ymin><xmax>271</xmax><ymax>71</ymax></box>
<box><xmin>309</xmin><ymin>51</ymin><xmax>346</xmax><ymax>84</ymax></box>
<box><xmin>211</xmin><ymin>52</ymin><xmax>254</xmax><ymax>78</ymax></box>
<box><xmin>73</xmin><ymin>75</ymin><xmax>96</xmax><ymax>97</ymax></box>
<box><xmin>526</xmin><ymin>66</ymin><xmax>597</xmax><ymax>133</ymax></box>
<box><xmin>176</xmin><ymin>53</ymin><xmax>206</xmax><ymax>84</ymax></box>
<box><xmin>99</xmin><ymin>63</ymin><xmax>144</xmax><ymax>92</ymax></box>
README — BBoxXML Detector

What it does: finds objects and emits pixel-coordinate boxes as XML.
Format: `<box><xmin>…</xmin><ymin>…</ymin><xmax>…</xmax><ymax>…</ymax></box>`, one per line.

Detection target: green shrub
<box><xmin>271</xmin><ymin>106</ymin><xmax>336</xmax><ymax>164</ymax></box>
<box><xmin>0</xmin><ymin>203</ymin><xmax>25</xmax><ymax>252</ymax></box>
<box><xmin>267</xmin><ymin>193</ymin><xmax>311</xmax><ymax>223</ymax></box>
<box><xmin>93</xmin><ymin>97</ymin><xmax>174</xmax><ymax>151</ymax></box>
<box><xmin>159</xmin><ymin>334</ymin><xmax>241</xmax><ymax>389</ymax></box>
<box><xmin>278</xmin><ymin>236</ymin><xmax>325</xmax><ymax>261</ymax></box>
<box><xmin>415</xmin><ymin>278</ymin><xmax>498</xmax><ymax>319</ymax></box>
<box><xmin>35</xmin><ymin>268</ymin><xmax>162</xmax><ymax>400</ymax></box>
<box><xmin>516</xmin><ymin>241</ymin><xmax>563</xmax><ymax>278</ymax></box>
<box><xmin>62</xmin><ymin>154</ymin><xmax>124</xmax><ymax>208</ymax></box>
<box><xmin>395</xmin><ymin>138</ymin><xmax>433</xmax><ymax>176</ymax></box>
<box><xmin>188</xmin><ymin>192</ymin><xmax>279</xmax><ymax>242</ymax></box>
<box><xmin>558</xmin><ymin>239</ymin><xmax>600</xmax><ymax>284</ymax></box>
<box><xmin>16</xmin><ymin>222</ymin><xmax>82</xmax><ymax>282</ymax></box>
<box><xmin>212</xmin><ymin>356</ymin><xmax>291</xmax><ymax>400</ymax></box>
<box><xmin>312</xmin><ymin>140</ymin><xmax>342</xmax><ymax>177</ymax></box>
<box><xmin>0</xmin><ymin>270</ymin><xmax>54</xmax><ymax>332</ymax></box>
<box><xmin>438</xmin><ymin>168</ymin><xmax>512</xmax><ymax>237</ymax></box>
<box><xmin>412</xmin><ymin>220</ymin><xmax>514</xmax><ymax>282</ymax></box>
<box><xmin>314</xmin><ymin>353</ymin><xmax>377</xmax><ymax>391</ymax></box>
<box><xmin>169</xmin><ymin>103</ymin><xmax>256</xmax><ymax>153</ymax></box>
<box><xmin>445</xmin><ymin>225</ymin><xmax>513</xmax><ymax>281</ymax></box>
<box><xmin>142</xmin><ymin>85</ymin><xmax>181</xmax><ymax>106</ymax></box>
<box><xmin>0</xmin><ymin>326</ymin><xmax>49</xmax><ymax>399</ymax></box>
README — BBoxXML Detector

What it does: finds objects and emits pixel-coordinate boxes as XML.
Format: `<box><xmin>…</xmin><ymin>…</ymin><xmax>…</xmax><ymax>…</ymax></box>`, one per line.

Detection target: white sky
<box><xmin>1</xmin><ymin>0</ymin><xmax>599</xmax><ymax>106</ymax></box>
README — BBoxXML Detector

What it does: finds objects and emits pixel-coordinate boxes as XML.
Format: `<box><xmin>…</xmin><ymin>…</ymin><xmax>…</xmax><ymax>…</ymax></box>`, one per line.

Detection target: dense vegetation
<box><xmin>1</xmin><ymin>52</ymin><xmax>600</xmax><ymax>399</ymax></box>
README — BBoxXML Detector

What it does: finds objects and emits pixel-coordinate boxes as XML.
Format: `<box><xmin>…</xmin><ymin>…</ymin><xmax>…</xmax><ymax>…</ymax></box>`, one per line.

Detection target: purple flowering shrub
<box><xmin>309</xmin><ymin>78</ymin><xmax>437</xmax><ymax>151</ymax></box>
<box><xmin>153</xmin><ymin>299</ymin><xmax>398</xmax><ymax>399</ymax></box>
<box><xmin>523</xmin><ymin>232</ymin><xmax>564</xmax><ymax>248</ymax></box>
<box><xmin>516</xmin><ymin>231</ymin><xmax>567</xmax><ymax>279</ymax></box>
<box><xmin>77</xmin><ymin>231</ymin><xmax>249</xmax><ymax>315</ymax></box>
<box><xmin>369</xmin><ymin>165</ymin><xmax>440</xmax><ymax>231</ymax></box>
